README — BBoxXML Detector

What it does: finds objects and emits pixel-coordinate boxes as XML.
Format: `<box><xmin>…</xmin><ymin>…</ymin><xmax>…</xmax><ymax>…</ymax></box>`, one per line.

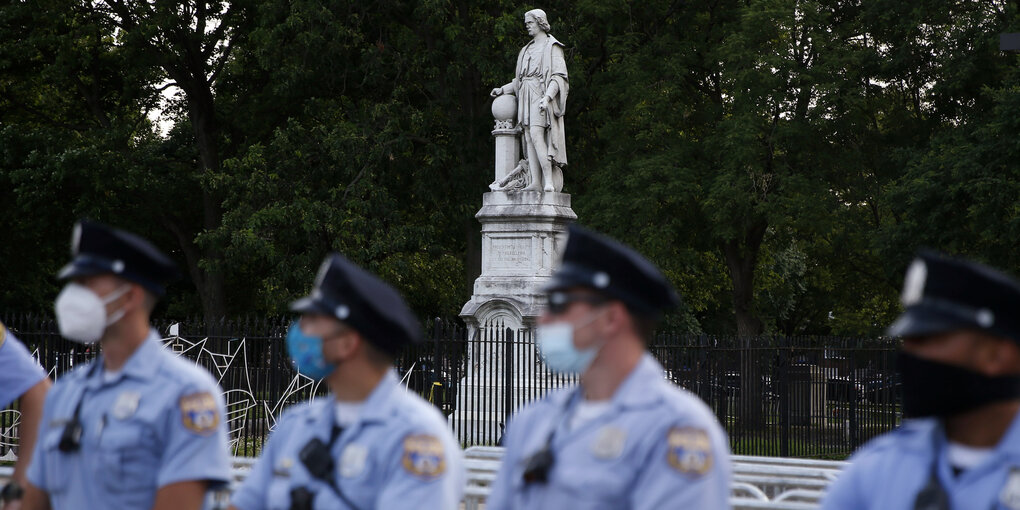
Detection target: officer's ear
<box><xmin>118</xmin><ymin>281</ymin><xmax>150</xmax><ymax>316</ymax></box>
<box><xmin>978</xmin><ymin>334</ymin><xmax>1020</xmax><ymax>376</ymax></box>
<box><xmin>331</xmin><ymin>328</ymin><xmax>363</xmax><ymax>361</ymax></box>
<box><xmin>601</xmin><ymin>301</ymin><xmax>630</xmax><ymax>338</ymax></box>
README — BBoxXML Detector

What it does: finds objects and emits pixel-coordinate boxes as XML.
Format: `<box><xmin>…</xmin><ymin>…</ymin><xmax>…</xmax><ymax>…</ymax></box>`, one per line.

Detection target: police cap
<box><xmin>544</xmin><ymin>224</ymin><xmax>679</xmax><ymax>316</ymax></box>
<box><xmin>888</xmin><ymin>250</ymin><xmax>1020</xmax><ymax>342</ymax></box>
<box><xmin>57</xmin><ymin>220</ymin><xmax>180</xmax><ymax>296</ymax></box>
<box><xmin>291</xmin><ymin>253</ymin><xmax>422</xmax><ymax>357</ymax></box>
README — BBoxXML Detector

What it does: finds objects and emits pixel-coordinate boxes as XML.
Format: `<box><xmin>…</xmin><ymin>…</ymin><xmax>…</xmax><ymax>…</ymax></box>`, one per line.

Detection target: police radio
<box><xmin>58</xmin><ymin>416</ymin><xmax>84</xmax><ymax>452</ymax></box>
<box><xmin>292</xmin><ymin>427</ymin><xmax>362</xmax><ymax>510</ymax></box>
<box><xmin>59</xmin><ymin>377</ymin><xmax>96</xmax><ymax>453</ymax></box>
<box><xmin>521</xmin><ymin>446</ymin><xmax>555</xmax><ymax>484</ymax></box>
<box><xmin>298</xmin><ymin>437</ymin><xmax>334</xmax><ymax>480</ymax></box>
<box><xmin>289</xmin><ymin>487</ymin><xmax>315</xmax><ymax>510</ymax></box>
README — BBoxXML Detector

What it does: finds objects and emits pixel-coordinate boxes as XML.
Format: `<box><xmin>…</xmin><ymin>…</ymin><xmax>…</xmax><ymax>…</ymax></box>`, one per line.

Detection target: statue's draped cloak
<box><xmin>508</xmin><ymin>35</ymin><xmax>568</xmax><ymax>168</ymax></box>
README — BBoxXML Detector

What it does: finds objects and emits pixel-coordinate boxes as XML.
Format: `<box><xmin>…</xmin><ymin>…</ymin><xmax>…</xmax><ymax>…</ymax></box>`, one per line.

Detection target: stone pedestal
<box><xmin>460</xmin><ymin>191</ymin><xmax>576</xmax><ymax>331</ymax></box>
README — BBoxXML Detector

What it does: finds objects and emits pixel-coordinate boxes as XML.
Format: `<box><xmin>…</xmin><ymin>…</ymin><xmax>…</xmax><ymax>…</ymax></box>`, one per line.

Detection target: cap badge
<box><xmin>977</xmin><ymin>309</ymin><xmax>995</xmax><ymax>328</ymax></box>
<box><xmin>901</xmin><ymin>259</ymin><xmax>928</xmax><ymax>306</ymax></box>
<box><xmin>335</xmin><ymin>305</ymin><xmax>350</xmax><ymax>320</ymax></box>
<box><xmin>71</xmin><ymin>223</ymin><xmax>82</xmax><ymax>255</ymax></box>
<box><xmin>112</xmin><ymin>260</ymin><xmax>125</xmax><ymax>273</ymax></box>
<box><xmin>314</xmin><ymin>259</ymin><xmax>331</xmax><ymax>287</ymax></box>
<box><xmin>593</xmin><ymin>272</ymin><xmax>610</xmax><ymax>289</ymax></box>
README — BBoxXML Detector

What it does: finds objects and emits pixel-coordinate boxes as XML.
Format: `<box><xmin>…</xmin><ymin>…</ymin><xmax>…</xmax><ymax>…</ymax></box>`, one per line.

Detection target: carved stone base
<box><xmin>459</xmin><ymin>191</ymin><xmax>576</xmax><ymax>332</ymax></box>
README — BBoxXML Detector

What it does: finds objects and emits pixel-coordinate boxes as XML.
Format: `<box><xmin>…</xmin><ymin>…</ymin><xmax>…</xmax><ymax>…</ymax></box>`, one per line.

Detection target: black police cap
<box><xmin>57</xmin><ymin>220</ymin><xmax>180</xmax><ymax>296</ymax></box>
<box><xmin>544</xmin><ymin>224</ymin><xmax>679</xmax><ymax>316</ymax></box>
<box><xmin>888</xmin><ymin>250</ymin><xmax>1020</xmax><ymax>343</ymax></box>
<box><xmin>290</xmin><ymin>253</ymin><xmax>422</xmax><ymax>357</ymax></box>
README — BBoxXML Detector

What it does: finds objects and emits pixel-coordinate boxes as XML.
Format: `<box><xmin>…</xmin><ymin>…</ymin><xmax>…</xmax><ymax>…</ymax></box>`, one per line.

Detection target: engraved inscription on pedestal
<box><xmin>488</xmin><ymin>236</ymin><xmax>533</xmax><ymax>271</ymax></box>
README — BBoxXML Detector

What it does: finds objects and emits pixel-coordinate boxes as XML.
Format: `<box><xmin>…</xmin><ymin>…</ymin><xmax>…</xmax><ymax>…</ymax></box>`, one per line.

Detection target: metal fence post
<box><xmin>779</xmin><ymin>336</ymin><xmax>790</xmax><ymax>457</ymax></box>
<box><xmin>504</xmin><ymin>327</ymin><xmax>514</xmax><ymax>427</ymax></box>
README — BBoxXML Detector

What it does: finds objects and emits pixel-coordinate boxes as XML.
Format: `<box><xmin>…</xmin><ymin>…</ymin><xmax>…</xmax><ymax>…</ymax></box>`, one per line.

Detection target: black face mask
<box><xmin>897</xmin><ymin>351</ymin><xmax>1020</xmax><ymax>418</ymax></box>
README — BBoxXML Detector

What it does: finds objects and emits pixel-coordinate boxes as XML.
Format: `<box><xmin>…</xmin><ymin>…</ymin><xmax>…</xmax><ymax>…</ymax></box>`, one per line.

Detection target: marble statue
<box><xmin>490</xmin><ymin>8</ymin><xmax>568</xmax><ymax>193</ymax></box>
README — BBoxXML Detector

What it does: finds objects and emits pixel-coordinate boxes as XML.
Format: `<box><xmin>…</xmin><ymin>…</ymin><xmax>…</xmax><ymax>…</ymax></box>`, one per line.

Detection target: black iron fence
<box><xmin>1</xmin><ymin>313</ymin><xmax>900</xmax><ymax>459</ymax></box>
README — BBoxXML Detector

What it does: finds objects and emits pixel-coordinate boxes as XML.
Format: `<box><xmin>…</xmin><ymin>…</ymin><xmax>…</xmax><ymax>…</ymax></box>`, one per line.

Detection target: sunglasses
<box><xmin>546</xmin><ymin>292</ymin><xmax>610</xmax><ymax>315</ymax></box>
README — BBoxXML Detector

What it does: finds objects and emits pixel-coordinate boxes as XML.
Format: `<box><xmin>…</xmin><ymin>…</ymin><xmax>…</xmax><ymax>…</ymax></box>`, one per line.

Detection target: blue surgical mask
<box><xmin>286</xmin><ymin>321</ymin><xmax>336</xmax><ymax>380</ymax></box>
<box><xmin>535</xmin><ymin>313</ymin><xmax>604</xmax><ymax>375</ymax></box>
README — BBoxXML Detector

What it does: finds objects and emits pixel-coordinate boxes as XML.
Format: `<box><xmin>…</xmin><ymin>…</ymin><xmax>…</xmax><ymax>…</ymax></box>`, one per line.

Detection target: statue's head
<box><xmin>524</xmin><ymin>9</ymin><xmax>551</xmax><ymax>34</ymax></box>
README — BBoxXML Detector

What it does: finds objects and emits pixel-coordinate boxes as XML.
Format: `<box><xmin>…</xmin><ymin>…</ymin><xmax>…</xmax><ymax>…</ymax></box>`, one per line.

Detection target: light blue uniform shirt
<box><xmin>27</xmin><ymin>330</ymin><xmax>231</xmax><ymax>509</ymax></box>
<box><xmin>0</xmin><ymin>323</ymin><xmax>47</xmax><ymax>407</ymax></box>
<box><xmin>231</xmin><ymin>370</ymin><xmax>465</xmax><ymax>510</ymax></box>
<box><xmin>487</xmin><ymin>354</ymin><xmax>732</xmax><ymax>510</ymax></box>
<box><xmin>823</xmin><ymin>415</ymin><xmax>1020</xmax><ymax>509</ymax></box>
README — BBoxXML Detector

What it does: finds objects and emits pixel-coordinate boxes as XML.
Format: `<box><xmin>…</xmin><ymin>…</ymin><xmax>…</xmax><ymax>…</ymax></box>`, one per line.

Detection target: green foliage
<box><xmin>2</xmin><ymin>0</ymin><xmax>1018</xmax><ymax>334</ymax></box>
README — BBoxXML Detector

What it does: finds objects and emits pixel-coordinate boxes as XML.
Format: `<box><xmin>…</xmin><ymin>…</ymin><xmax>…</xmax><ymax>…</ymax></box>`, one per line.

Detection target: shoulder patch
<box><xmin>179</xmin><ymin>391</ymin><xmax>220</xmax><ymax>435</ymax></box>
<box><xmin>401</xmin><ymin>433</ymin><xmax>446</xmax><ymax>480</ymax></box>
<box><xmin>667</xmin><ymin>426</ymin><xmax>713</xmax><ymax>476</ymax></box>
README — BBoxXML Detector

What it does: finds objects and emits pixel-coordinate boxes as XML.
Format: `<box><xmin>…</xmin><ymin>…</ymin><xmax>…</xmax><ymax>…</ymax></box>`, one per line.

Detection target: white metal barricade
<box><xmin>1</xmin><ymin>448</ymin><xmax>844</xmax><ymax>509</ymax></box>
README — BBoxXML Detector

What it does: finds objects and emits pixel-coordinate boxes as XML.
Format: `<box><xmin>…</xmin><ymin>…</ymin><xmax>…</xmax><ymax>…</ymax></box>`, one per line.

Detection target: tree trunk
<box><xmin>175</xmin><ymin>73</ymin><xmax>227</xmax><ymax>325</ymax></box>
<box><xmin>723</xmin><ymin>221</ymin><xmax>767</xmax><ymax>336</ymax></box>
<box><xmin>722</xmin><ymin>220</ymin><xmax>768</xmax><ymax>431</ymax></box>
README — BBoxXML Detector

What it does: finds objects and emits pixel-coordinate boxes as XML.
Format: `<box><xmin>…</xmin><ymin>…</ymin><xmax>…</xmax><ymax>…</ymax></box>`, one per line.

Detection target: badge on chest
<box><xmin>1000</xmin><ymin>468</ymin><xmax>1020</xmax><ymax>510</ymax></box>
<box><xmin>340</xmin><ymin>443</ymin><xmax>368</xmax><ymax>478</ymax></box>
<box><xmin>591</xmin><ymin>426</ymin><xmax>626</xmax><ymax>460</ymax></box>
<box><xmin>112</xmin><ymin>391</ymin><xmax>141</xmax><ymax>419</ymax></box>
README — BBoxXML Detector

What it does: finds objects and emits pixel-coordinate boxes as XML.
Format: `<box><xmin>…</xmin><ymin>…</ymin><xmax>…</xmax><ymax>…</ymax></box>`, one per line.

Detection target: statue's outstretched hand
<box><xmin>490</xmin><ymin>88</ymin><xmax>503</xmax><ymax>97</ymax></box>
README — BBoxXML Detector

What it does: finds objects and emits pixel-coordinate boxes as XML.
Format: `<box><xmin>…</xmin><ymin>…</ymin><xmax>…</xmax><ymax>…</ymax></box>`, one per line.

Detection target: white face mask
<box><xmin>54</xmin><ymin>283</ymin><xmax>131</xmax><ymax>344</ymax></box>
<box><xmin>535</xmin><ymin>311</ymin><xmax>605</xmax><ymax>375</ymax></box>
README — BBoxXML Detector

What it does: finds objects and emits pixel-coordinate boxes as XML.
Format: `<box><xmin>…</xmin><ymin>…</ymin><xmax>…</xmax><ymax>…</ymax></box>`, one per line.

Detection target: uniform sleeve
<box><xmin>374</xmin><ymin>426</ymin><xmax>465</xmax><ymax>510</ymax></box>
<box><xmin>230</xmin><ymin>413</ymin><xmax>294</xmax><ymax>510</ymax></box>
<box><xmin>629</xmin><ymin>420</ymin><xmax>732</xmax><ymax>510</ymax></box>
<box><xmin>156</xmin><ymin>379</ymin><xmax>232</xmax><ymax>488</ymax></box>
<box><xmin>25</xmin><ymin>390</ymin><xmax>56</xmax><ymax>490</ymax></box>
<box><xmin>485</xmin><ymin>415</ymin><xmax>524</xmax><ymax>510</ymax></box>
<box><xmin>819</xmin><ymin>460</ymin><xmax>863</xmax><ymax>509</ymax></box>
<box><xmin>0</xmin><ymin>331</ymin><xmax>47</xmax><ymax>408</ymax></box>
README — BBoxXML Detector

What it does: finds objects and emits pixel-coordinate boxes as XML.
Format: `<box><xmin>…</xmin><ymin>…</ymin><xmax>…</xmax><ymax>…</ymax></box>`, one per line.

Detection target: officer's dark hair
<box><xmin>629</xmin><ymin>311</ymin><xmax>659</xmax><ymax>343</ymax></box>
<box><xmin>594</xmin><ymin>290</ymin><xmax>659</xmax><ymax>343</ymax></box>
<box><xmin>359</xmin><ymin>333</ymin><xmax>395</xmax><ymax>368</ymax></box>
<box><xmin>142</xmin><ymin>289</ymin><xmax>158</xmax><ymax>314</ymax></box>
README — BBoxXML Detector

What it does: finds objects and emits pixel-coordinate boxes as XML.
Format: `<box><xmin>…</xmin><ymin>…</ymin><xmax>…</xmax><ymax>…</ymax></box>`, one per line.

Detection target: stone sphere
<box><xmin>491</xmin><ymin>94</ymin><xmax>516</xmax><ymax>121</ymax></box>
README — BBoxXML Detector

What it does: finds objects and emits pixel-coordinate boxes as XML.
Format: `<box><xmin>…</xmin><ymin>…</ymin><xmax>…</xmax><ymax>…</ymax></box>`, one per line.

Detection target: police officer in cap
<box><xmin>0</xmin><ymin>323</ymin><xmax>51</xmax><ymax>509</ymax></box>
<box><xmin>228</xmin><ymin>253</ymin><xmax>465</xmax><ymax>510</ymax></box>
<box><xmin>823</xmin><ymin>251</ymin><xmax>1020</xmax><ymax>509</ymax></box>
<box><xmin>487</xmin><ymin>225</ymin><xmax>732</xmax><ymax>509</ymax></box>
<box><xmin>23</xmin><ymin>220</ymin><xmax>231</xmax><ymax>510</ymax></box>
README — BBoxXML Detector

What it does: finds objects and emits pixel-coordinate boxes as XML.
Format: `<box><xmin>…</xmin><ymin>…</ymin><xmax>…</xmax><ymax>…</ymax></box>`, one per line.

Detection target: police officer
<box><xmin>822</xmin><ymin>251</ymin><xmax>1020</xmax><ymax>509</ymax></box>
<box><xmin>0</xmin><ymin>324</ymin><xmax>51</xmax><ymax>509</ymax></box>
<box><xmin>23</xmin><ymin>220</ymin><xmax>231</xmax><ymax>510</ymax></box>
<box><xmin>487</xmin><ymin>225</ymin><xmax>732</xmax><ymax>509</ymax></box>
<box><xmin>228</xmin><ymin>253</ymin><xmax>465</xmax><ymax>510</ymax></box>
